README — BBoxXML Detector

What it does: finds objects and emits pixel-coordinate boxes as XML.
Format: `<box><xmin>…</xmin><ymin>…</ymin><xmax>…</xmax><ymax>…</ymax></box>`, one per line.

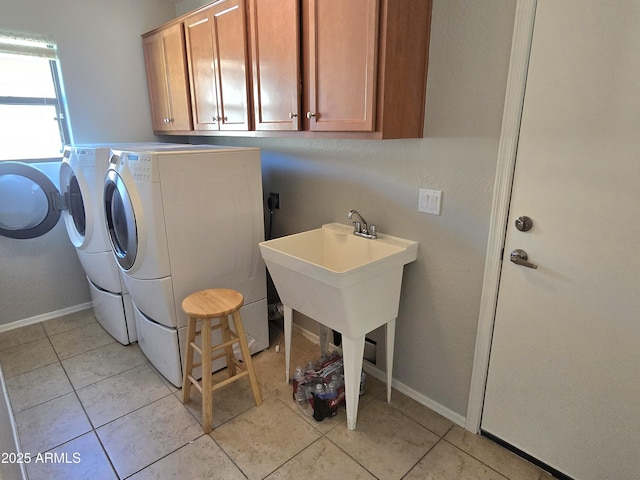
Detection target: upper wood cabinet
<box><xmin>142</xmin><ymin>23</ymin><xmax>192</xmax><ymax>132</ymax></box>
<box><xmin>249</xmin><ymin>0</ymin><xmax>432</xmax><ymax>138</ymax></box>
<box><xmin>248</xmin><ymin>0</ymin><xmax>301</xmax><ymax>131</ymax></box>
<box><xmin>304</xmin><ymin>0</ymin><xmax>379</xmax><ymax>133</ymax></box>
<box><xmin>143</xmin><ymin>0</ymin><xmax>431</xmax><ymax>138</ymax></box>
<box><xmin>184</xmin><ymin>0</ymin><xmax>251</xmax><ymax>131</ymax></box>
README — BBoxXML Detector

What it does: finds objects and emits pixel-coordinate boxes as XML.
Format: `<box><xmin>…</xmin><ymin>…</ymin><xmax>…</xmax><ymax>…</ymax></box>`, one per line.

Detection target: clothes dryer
<box><xmin>104</xmin><ymin>145</ymin><xmax>268</xmax><ymax>386</ymax></box>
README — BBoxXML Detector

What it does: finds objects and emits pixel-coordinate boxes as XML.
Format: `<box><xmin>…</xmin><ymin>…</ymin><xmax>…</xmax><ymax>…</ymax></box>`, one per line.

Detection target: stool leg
<box><xmin>181</xmin><ymin>317</ymin><xmax>197</xmax><ymax>403</ymax></box>
<box><xmin>220</xmin><ymin>314</ymin><xmax>237</xmax><ymax>377</ymax></box>
<box><xmin>201</xmin><ymin>318</ymin><xmax>213</xmax><ymax>433</ymax></box>
<box><xmin>231</xmin><ymin>310</ymin><xmax>262</xmax><ymax>406</ymax></box>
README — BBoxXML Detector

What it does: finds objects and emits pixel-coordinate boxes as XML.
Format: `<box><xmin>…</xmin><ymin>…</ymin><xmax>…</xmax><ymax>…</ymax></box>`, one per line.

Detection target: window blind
<box><xmin>0</xmin><ymin>31</ymin><xmax>57</xmax><ymax>59</ymax></box>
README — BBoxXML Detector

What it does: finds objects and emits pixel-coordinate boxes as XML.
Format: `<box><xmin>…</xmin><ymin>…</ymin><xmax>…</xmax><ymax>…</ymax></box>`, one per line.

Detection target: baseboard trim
<box><xmin>0</xmin><ymin>302</ymin><xmax>93</xmax><ymax>333</ymax></box>
<box><xmin>292</xmin><ymin>323</ymin><xmax>466</xmax><ymax>428</ymax></box>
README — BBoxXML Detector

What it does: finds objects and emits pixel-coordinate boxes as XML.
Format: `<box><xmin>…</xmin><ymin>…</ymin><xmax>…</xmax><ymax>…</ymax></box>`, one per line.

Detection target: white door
<box><xmin>482</xmin><ymin>2</ymin><xmax>640</xmax><ymax>480</ymax></box>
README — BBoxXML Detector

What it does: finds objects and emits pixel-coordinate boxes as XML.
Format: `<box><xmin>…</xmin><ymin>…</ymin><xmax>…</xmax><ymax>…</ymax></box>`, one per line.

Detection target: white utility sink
<box><xmin>259</xmin><ymin>222</ymin><xmax>418</xmax><ymax>429</ymax></box>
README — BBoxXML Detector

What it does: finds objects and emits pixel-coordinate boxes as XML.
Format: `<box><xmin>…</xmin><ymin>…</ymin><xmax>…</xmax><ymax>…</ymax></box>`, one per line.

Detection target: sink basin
<box><xmin>259</xmin><ymin>223</ymin><xmax>418</xmax><ymax>338</ymax></box>
<box><xmin>259</xmin><ymin>222</ymin><xmax>418</xmax><ymax>430</ymax></box>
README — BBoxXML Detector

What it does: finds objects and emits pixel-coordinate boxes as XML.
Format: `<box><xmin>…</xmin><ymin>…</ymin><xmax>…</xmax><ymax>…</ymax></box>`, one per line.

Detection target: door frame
<box><xmin>465</xmin><ymin>0</ymin><xmax>537</xmax><ymax>433</ymax></box>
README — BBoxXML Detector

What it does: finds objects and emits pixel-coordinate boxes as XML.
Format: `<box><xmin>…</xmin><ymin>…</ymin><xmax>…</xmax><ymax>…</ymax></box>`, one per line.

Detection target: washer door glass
<box><xmin>68</xmin><ymin>172</ymin><xmax>86</xmax><ymax>236</ymax></box>
<box><xmin>0</xmin><ymin>162</ymin><xmax>61</xmax><ymax>239</ymax></box>
<box><xmin>104</xmin><ymin>170</ymin><xmax>137</xmax><ymax>270</ymax></box>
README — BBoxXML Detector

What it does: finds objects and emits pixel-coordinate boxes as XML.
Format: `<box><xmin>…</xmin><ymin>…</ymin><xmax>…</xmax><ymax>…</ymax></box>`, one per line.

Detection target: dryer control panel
<box><xmin>125</xmin><ymin>153</ymin><xmax>155</xmax><ymax>182</ymax></box>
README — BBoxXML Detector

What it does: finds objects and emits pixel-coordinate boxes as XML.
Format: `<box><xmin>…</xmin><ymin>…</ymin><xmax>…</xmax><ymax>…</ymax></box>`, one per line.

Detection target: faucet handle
<box><xmin>369</xmin><ymin>224</ymin><xmax>377</xmax><ymax>237</ymax></box>
<box><xmin>352</xmin><ymin>221</ymin><xmax>362</xmax><ymax>233</ymax></box>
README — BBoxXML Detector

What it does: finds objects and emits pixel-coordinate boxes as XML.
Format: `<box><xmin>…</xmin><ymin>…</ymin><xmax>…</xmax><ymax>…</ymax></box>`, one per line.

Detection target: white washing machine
<box><xmin>61</xmin><ymin>143</ymin><xmax>186</xmax><ymax>345</ymax></box>
<box><xmin>61</xmin><ymin>145</ymin><xmax>134</xmax><ymax>345</ymax></box>
<box><xmin>103</xmin><ymin>145</ymin><xmax>268</xmax><ymax>387</ymax></box>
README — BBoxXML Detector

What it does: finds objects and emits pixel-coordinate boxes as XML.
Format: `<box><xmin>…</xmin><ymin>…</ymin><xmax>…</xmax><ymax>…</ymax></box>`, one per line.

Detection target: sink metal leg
<box><xmin>386</xmin><ymin>318</ymin><xmax>396</xmax><ymax>403</ymax></box>
<box><xmin>342</xmin><ymin>335</ymin><xmax>366</xmax><ymax>430</ymax></box>
<box><xmin>319</xmin><ymin>324</ymin><xmax>331</xmax><ymax>355</ymax></box>
<box><xmin>284</xmin><ymin>305</ymin><xmax>293</xmax><ymax>383</ymax></box>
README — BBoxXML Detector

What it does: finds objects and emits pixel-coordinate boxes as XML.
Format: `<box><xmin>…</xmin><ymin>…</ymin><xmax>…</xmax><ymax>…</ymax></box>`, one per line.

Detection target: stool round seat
<box><xmin>180</xmin><ymin>287</ymin><xmax>262</xmax><ymax>433</ymax></box>
<box><xmin>182</xmin><ymin>288</ymin><xmax>243</xmax><ymax>318</ymax></box>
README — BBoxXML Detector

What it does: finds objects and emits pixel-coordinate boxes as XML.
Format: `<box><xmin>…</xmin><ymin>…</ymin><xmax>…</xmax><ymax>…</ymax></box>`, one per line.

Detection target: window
<box><xmin>0</xmin><ymin>33</ymin><xmax>71</xmax><ymax>161</ymax></box>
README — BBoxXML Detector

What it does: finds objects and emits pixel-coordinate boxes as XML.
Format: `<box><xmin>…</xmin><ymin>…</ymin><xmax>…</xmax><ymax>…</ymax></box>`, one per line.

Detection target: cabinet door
<box><xmin>185</xmin><ymin>10</ymin><xmax>220</xmax><ymax>130</ymax></box>
<box><xmin>143</xmin><ymin>24</ymin><xmax>192</xmax><ymax>132</ymax></box>
<box><xmin>210</xmin><ymin>0</ymin><xmax>251</xmax><ymax>131</ymax></box>
<box><xmin>249</xmin><ymin>0</ymin><xmax>300</xmax><ymax>131</ymax></box>
<box><xmin>162</xmin><ymin>24</ymin><xmax>192</xmax><ymax>131</ymax></box>
<box><xmin>305</xmin><ymin>0</ymin><xmax>378</xmax><ymax>132</ymax></box>
<box><xmin>143</xmin><ymin>31</ymin><xmax>171</xmax><ymax>131</ymax></box>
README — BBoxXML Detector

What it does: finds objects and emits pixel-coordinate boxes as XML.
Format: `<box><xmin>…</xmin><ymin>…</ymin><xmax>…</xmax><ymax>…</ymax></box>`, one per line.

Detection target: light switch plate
<box><xmin>418</xmin><ymin>188</ymin><xmax>442</xmax><ymax>215</ymax></box>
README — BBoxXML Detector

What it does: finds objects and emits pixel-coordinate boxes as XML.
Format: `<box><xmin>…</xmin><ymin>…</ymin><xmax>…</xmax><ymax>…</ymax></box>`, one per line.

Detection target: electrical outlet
<box><xmin>268</xmin><ymin>192</ymin><xmax>280</xmax><ymax>210</ymax></box>
<box><xmin>418</xmin><ymin>188</ymin><xmax>442</xmax><ymax>215</ymax></box>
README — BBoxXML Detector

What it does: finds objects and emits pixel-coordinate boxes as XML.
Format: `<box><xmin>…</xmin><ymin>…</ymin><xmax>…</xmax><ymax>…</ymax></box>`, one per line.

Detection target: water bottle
<box><xmin>325</xmin><ymin>381</ymin><xmax>338</xmax><ymax>400</ymax></box>
<box><xmin>293</xmin><ymin>367</ymin><xmax>305</xmax><ymax>384</ymax></box>
<box><xmin>295</xmin><ymin>384</ymin><xmax>306</xmax><ymax>405</ymax></box>
<box><xmin>295</xmin><ymin>384</ymin><xmax>312</xmax><ymax>416</ymax></box>
<box><xmin>292</xmin><ymin>367</ymin><xmax>305</xmax><ymax>401</ymax></box>
<box><xmin>313</xmin><ymin>383</ymin><xmax>337</xmax><ymax>421</ymax></box>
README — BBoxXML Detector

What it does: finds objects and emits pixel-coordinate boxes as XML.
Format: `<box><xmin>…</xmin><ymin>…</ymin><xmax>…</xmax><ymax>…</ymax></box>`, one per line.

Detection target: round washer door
<box><xmin>59</xmin><ymin>161</ymin><xmax>91</xmax><ymax>248</ymax></box>
<box><xmin>104</xmin><ymin>169</ymin><xmax>138</xmax><ymax>270</ymax></box>
<box><xmin>0</xmin><ymin>162</ymin><xmax>61</xmax><ymax>239</ymax></box>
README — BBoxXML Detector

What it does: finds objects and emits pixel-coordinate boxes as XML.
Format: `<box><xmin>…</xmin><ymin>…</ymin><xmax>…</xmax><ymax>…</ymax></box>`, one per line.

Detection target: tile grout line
<box><xmin>320</xmin><ymin>434</ymin><xmax>381</xmax><ymax>480</ymax></box>
<box><xmin>56</xmin><ymin>346</ymin><xmax>183</xmax><ymax>480</ymax></box>
<box><xmin>50</xmin><ymin>330</ymin><xmax>122</xmax><ymax>479</ymax></box>
<box><xmin>23</xmin><ymin>318</ymin><xmax>170</xmax><ymax>479</ymax></box>
<box><xmin>443</xmin><ymin>438</ymin><xmax>513</xmax><ymax>480</ymax></box>
<box><xmin>119</xmin><ymin>434</ymin><xmax>209</xmax><ymax>480</ymax></box>
<box><xmin>306</xmin><ymin>385</ymin><xmax>455</xmax><ymax>480</ymax></box>
<box><xmin>398</xmin><ymin>436</ymin><xmax>446</xmax><ymax>480</ymax></box>
<box><xmin>206</xmin><ymin>432</ymin><xmax>251</xmax><ymax>480</ymax></box>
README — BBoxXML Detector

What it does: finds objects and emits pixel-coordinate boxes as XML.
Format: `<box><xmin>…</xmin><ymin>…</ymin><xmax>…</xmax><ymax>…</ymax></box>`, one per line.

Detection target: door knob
<box><xmin>515</xmin><ymin>216</ymin><xmax>533</xmax><ymax>232</ymax></box>
<box><xmin>510</xmin><ymin>249</ymin><xmax>538</xmax><ymax>269</ymax></box>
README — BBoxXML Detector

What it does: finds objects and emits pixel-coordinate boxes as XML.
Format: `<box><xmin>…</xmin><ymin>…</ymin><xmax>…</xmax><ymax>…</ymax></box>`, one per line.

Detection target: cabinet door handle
<box><xmin>289</xmin><ymin>112</ymin><xmax>298</xmax><ymax>119</ymax></box>
<box><xmin>306</xmin><ymin>112</ymin><xmax>316</xmax><ymax>119</ymax></box>
<box><xmin>212</xmin><ymin>116</ymin><xmax>217</xmax><ymax>123</ymax></box>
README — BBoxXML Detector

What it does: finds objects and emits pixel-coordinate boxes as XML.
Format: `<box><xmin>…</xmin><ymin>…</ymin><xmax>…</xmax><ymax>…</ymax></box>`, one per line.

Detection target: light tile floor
<box><xmin>0</xmin><ymin>310</ymin><xmax>557</xmax><ymax>480</ymax></box>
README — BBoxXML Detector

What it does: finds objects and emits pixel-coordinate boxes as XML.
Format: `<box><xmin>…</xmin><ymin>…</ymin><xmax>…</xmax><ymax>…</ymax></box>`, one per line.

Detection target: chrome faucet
<box><xmin>347</xmin><ymin>210</ymin><xmax>377</xmax><ymax>239</ymax></box>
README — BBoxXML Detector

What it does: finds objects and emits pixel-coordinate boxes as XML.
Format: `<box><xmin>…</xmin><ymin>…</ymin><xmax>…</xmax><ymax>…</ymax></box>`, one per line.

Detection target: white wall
<box><xmin>185</xmin><ymin>0</ymin><xmax>517</xmax><ymax>419</ymax></box>
<box><xmin>0</xmin><ymin>0</ymin><xmax>177</xmax><ymax>326</ymax></box>
<box><xmin>175</xmin><ymin>0</ymin><xmax>209</xmax><ymax>16</ymax></box>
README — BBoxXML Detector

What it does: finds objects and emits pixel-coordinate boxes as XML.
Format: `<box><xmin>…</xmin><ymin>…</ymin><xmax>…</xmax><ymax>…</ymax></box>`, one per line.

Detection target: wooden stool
<box><xmin>181</xmin><ymin>288</ymin><xmax>262</xmax><ymax>433</ymax></box>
